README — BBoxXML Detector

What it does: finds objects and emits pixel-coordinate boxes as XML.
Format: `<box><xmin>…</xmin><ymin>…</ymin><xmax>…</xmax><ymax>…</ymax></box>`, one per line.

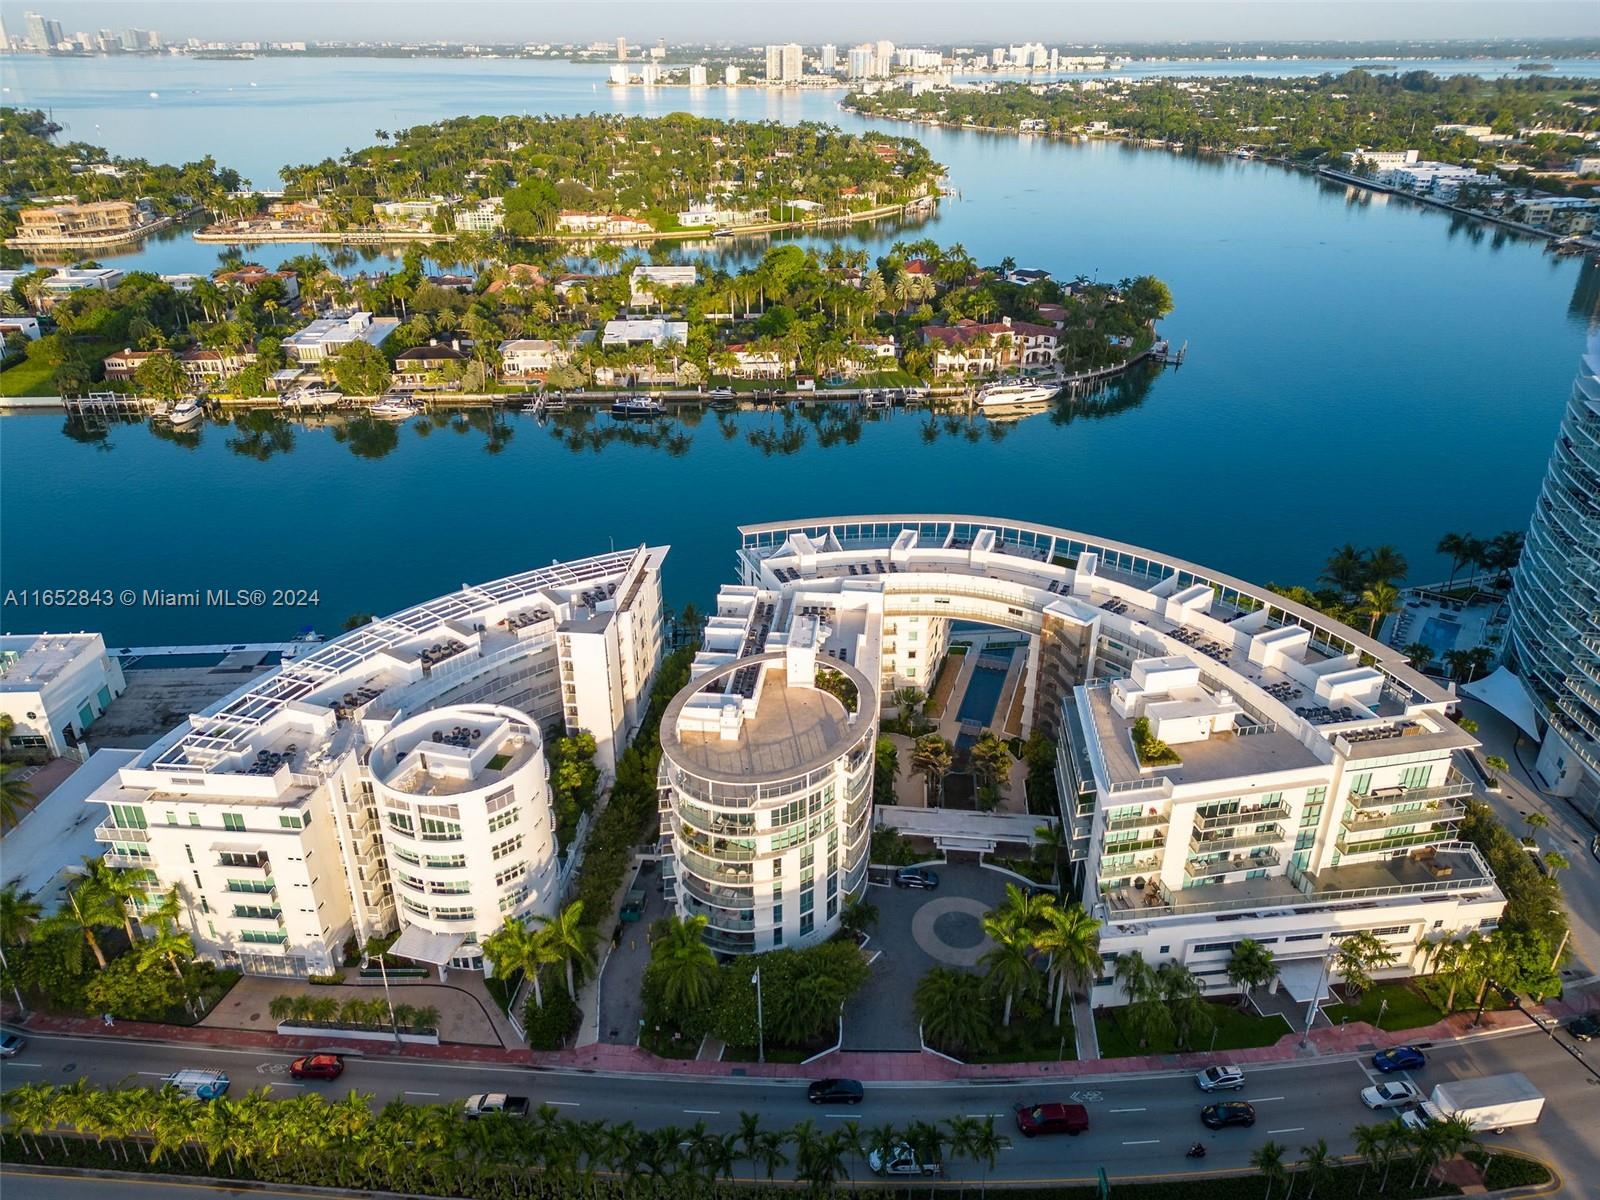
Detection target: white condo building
<box><xmin>83</xmin><ymin>547</ymin><xmax>667</xmax><ymax>978</ymax></box>
<box><xmin>664</xmin><ymin>516</ymin><xmax>1503</xmax><ymax>1000</ymax></box>
<box><xmin>1</xmin><ymin>632</ymin><xmax>127</xmax><ymax>757</ymax></box>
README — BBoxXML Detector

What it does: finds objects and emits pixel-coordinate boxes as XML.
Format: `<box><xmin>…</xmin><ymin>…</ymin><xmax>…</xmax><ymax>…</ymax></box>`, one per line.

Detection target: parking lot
<box><xmin>842</xmin><ymin>861</ymin><xmax>1012</xmax><ymax>1051</ymax></box>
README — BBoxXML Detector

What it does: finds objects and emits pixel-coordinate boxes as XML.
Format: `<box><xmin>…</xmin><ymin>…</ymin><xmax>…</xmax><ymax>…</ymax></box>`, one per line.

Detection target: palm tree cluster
<box><xmin>1317</xmin><ymin>542</ymin><xmax>1409</xmax><ymax>637</ymax></box>
<box><xmin>1435</xmin><ymin>530</ymin><xmax>1524</xmax><ymax>591</ymax></box>
<box><xmin>0</xmin><ymin>1082</ymin><xmax>1018</xmax><ymax>1197</ymax></box>
<box><xmin>1348</xmin><ymin>1114</ymin><xmax>1481</xmax><ymax>1195</ymax></box>
<box><xmin>1109</xmin><ymin>951</ymin><xmax>1216</xmax><ymax>1051</ymax></box>
<box><xmin>916</xmin><ymin>885</ymin><xmax>1101</xmax><ymax>1056</ymax></box>
<box><xmin>481</xmin><ymin>901</ymin><xmax>596</xmax><ymax>1047</ymax></box>
<box><xmin>266</xmin><ymin>993</ymin><xmax>440</xmax><ymax>1034</ymax></box>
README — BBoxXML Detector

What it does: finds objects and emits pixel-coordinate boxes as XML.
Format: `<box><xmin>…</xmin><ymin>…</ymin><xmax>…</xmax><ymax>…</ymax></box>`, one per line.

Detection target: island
<box><xmin>194</xmin><ymin>114</ymin><xmax>945</xmax><ymax>245</ymax></box>
<box><xmin>2</xmin><ymin>238</ymin><xmax>1172</xmax><ymax>408</ymax></box>
<box><xmin>0</xmin><ymin>108</ymin><xmax>244</xmax><ymax>253</ymax></box>
<box><xmin>845</xmin><ymin>71</ymin><xmax>1600</xmax><ymax>238</ymax></box>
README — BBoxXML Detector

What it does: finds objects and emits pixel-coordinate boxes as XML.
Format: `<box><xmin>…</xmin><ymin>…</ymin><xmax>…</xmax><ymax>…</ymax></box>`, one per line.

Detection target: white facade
<box><xmin>0</xmin><ymin>632</ymin><xmax>127</xmax><ymax>757</ymax></box>
<box><xmin>82</xmin><ymin>547</ymin><xmax>667</xmax><ymax>978</ymax></box>
<box><xmin>498</xmin><ymin>338</ymin><xmax>570</xmax><ymax>379</ymax></box>
<box><xmin>453</xmin><ymin>197</ymin><xmax>505</xmax><ymax>232</ymax></box>
<box><xmin>688</xmin><ymin>65</ymin><xmax>707</xmax><ymax>87</ymax></box>
<box><xmin>282</xmin><ymin>310</ymin><xmax>399</xmax><ymax>365</ymax></box>
<box><xmin>629</xmin><ymin>264</ymin><xmax>697</xmax><ymax>305</ymax></box>
<box><xmin>602</xmin><ymin>317</ymin><xmax>688</xmax><ymax>348</ymax></box>
<box><xmin>716</xmin><ymin>514</ymin><xmax>1504</xmax><ymax>991</ymax></box>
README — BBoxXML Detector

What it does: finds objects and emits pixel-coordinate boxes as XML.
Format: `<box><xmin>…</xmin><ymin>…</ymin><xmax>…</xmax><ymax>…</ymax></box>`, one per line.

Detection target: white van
<box><xmin>162</xmin><ymin>1069</ymin><xmax>230</xmax><ymax>1100</ymax></box>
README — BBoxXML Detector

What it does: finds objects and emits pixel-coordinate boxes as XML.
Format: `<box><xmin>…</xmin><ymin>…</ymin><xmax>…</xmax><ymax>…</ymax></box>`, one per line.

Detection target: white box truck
<box><xmin>1401</xmin><ymin>1072</ymin><xmax>1544</xmax><ymax>1134</ymax></box>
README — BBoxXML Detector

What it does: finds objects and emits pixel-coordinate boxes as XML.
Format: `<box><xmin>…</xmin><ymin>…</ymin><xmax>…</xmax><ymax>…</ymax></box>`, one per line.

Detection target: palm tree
<box><xmin>914</xmin><ymin>966</ymin><xmax>992</xmax><ymax>1056</ymax></box>
<box><xmin>1225</xmin><ymin>938</ymin><xmax>1278</xmax><ymax>1010</ymax></box>
<box><xmin>0</xmin><ymin>761</ymin><xmax>37</xmax><ymax>828</ymax></box>
<box><xmin>482</xmin><ymin>915</ymin><xmax>558</xmax><ymax>1011</ymax></box>
<box><xmin>1360</xmin><ymin>581</ymin><xmax>1401</xmax><ymax>638</ymax></box>
<box><xmin>979</xmin><ymin>908</ymin><xmax>1038</xmax><ymax>1027</ymax></box>
<box><xmin>1159</xmin><ymin>959</ymin><xmax>1215</xmax><ymax>1051</ymax></box>
<box><xmin>1320</xmin><ymin>544</ymin><xmax>1367</xmax><ymax>597</ymax></box>
<box><xmin>1435</xmin><ymin>532</ymin><xmax>1472</xmax><ymax>589</ymax></box>
<box><xmin>950</xmin><ymin>1113</ymin><xmax>1009</xmax><ymax>1195</ymax></box>
<box><xmin>45</xmin><ymin>877</ymin><xmax>121</xmax><ymax>970</ymax></box>
<box><xmin>1300</xmin><ymin>1137</ymin><xmax>1333</xmax><ymax>1198</ymax></box>
<box><xmin>1252</xmin><ymin>1139</ymin><xmax>1289</xmax><ymax>1200</ymax></box>
<box><xmin>1112</xmin><ymin>950</ymin><xmax>1172</xmax><ymax>1047</ymax></box>
<box><xmin>909</xmin><ymin>733</ymin><xmax>953</xmax><ymax>805</ymax></box>
<box><xmin>1352</xmin><ymin>1122</ymin><xmax>1387</xmax><ymax>1194</ymax></box>
<box><xmin>0</xmin><ymin>881</ymin><xmax>42</xmax><ymax>946</ymax></box>
<box><xmin>536</xmin><ymin>900</ymin><xmax>594</xmax><ymax>1001</ymax></box>
<box><xmin>1031</xmin><ymin>901</ymin><xmax>1101</xmax><ymax>1026</ymax></box>
<box><xmin>649</xmin><ymin>915</ymin><xmax>719</xmax><ymax>1021</ymax></box>
<box><xmin>1401</xmin><ymin>641</ymin><xmax>1435</xmax><ymax>670</ymax></box>
<box><xmin>1364</xmin><ymin>544</ymin><xmax>1409</xmax><ymax>587</ymax></box>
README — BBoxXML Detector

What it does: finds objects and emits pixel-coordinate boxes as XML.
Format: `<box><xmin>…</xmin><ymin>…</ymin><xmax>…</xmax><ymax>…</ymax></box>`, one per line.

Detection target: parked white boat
<box><xmin>975</xmin><ymin>381</ymin><xmax>1061</xmax><ymax>409</ymax></box>
<box><xmin>369</xmin><ymin>396</ymin><xmax>422</xmax><ymax>420</ymax></box>
<box><xmin>167</xmin><ymin>398</ymin><xmax>204</xmax><ymax>428</ymax></box>
<box><xmin>611</xmin><ymin>395</ymin><xmax>665</xmax><ymax>418</ymax></box>
<box><xmin>282</xmin><ymin>387</ymin><xmax>342</xmax><ymax>410</ymax></box>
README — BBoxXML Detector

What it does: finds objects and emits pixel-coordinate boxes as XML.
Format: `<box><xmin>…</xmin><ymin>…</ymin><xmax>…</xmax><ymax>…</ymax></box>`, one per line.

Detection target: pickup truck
<box><xmin>1401</xmin><ymin>1072</ymin><xmax>1544</xmax><ymax>1135</ymax></box>
<box><xmin>463</xmin><ymin>1093</ymin><xmax>531</xmax><ymax>1118</ymax></box>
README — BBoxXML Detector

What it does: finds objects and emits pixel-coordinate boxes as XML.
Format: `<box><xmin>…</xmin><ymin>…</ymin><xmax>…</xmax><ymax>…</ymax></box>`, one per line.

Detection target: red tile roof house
<box><xmin>392</xmin><ymin>337</ymin><xmax>471</xmax><ymax>389</ymax></box>
<box><xmin>920</xmin><ymin>318</ymin><xmax>1023</xmax><ymax>374</ymax></box>
<box><xmin>102</xmin><ymin>347</ymin><xmax>167</xmax><ymax>382</ymax></box>
<box><xmin>902</xmin><ymin>259</ymin><xmax>933</xmax><ymax>276</ymax></box>
<box><xmin>1005</xmin><ymin>318</ymin><xmax>1061</xmax><ymax>365</ymax></box>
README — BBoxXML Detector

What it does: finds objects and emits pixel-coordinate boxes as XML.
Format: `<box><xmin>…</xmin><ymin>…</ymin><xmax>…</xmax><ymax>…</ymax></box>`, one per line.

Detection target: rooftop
<box><xmin>0</xmin><ymin>632</ymin><xmax>105</xmax><ymax>689</ymax></box>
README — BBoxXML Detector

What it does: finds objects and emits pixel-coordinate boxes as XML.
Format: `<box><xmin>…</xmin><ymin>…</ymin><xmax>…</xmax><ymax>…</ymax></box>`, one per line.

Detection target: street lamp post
<box><xmin>1491</xmin><ymin>981</ymin><xmax>1600</xmax><ymax>1086</ymax></box>
<box><xmin>1300</xmin><ymin>947</ymin><xmax>1336</xmax><ymax>1049</ymax></box>
<box><xmin>365</xmin><ymin>947</ymin><xmax>404</xmax><ymax>1050</ymax></box>
<box><xmin>753</xmin><ymin>967</ymin><xmax>765</xmax><ymax>1065</ymax></box>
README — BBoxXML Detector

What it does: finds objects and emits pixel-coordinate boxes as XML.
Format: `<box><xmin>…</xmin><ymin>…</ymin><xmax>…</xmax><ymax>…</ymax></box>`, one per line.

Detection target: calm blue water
<box><xmin>1</xmin><ymin>57</ymin><xmax>1597</xmax><ymax>645</ymax></box>
<box><xmin>1417</xmin><ymin>616</ymin><xmax>1465</xmax><ymax>659</ymax></box>
<box><xmin>956</xmin><ymin>665</ymin><xmax>1009</xmax><ymax>726</ymax></box>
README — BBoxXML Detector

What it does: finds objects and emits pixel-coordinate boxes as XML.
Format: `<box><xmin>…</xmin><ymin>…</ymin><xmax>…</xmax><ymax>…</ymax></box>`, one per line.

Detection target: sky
<box><xmin>4</xmin><ymin>1</ymin><xmax>1598</xmax><ymax>46</ymax></box>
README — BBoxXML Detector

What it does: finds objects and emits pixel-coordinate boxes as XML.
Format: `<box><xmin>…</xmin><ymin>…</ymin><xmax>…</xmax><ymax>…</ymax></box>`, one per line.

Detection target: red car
<box><xmin>1015</xmin><ymin>1102</ymin><xmax>1089</xmax><ymax>1137</ymax></box>
<box><xmin>289</xmin><ymin>1053</ymin><xmax>344</xmax><ymax>1081</ymax></box>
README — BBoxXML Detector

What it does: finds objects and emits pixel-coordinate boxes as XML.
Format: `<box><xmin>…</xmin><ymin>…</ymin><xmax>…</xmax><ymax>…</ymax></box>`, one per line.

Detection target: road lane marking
<box><xmin>964</xmin><ymin>1112</ymin><xmax>1004</xmax><ymax>1117</ymax></box>
<box><xmin>272</xmin><ymin>1082</ymin><xmax>307</xmax><ymax>1088</ymax></box>
<box><xmin>1122</xmin><ymin>1139</ymin><xmax>1160</xmax><ymax>1145</ymax></box>
<box><xmin>1268</xmin><ymin>1127</ymin><xmax>1305</xmax><ymax>1134</ymax></box>
<box><xmin>824</xmin><ymin>1113</ymin><xmax>860</xmax><ymax>1119</ymax></box>
<box><xmin>683</xmin><ymin>1109</ymin><xmax>721</xmax><ymax>1115</ymax></box>
<box><xmin>5</xmin><ymin>1061</ymin><xmax>42</xmax><ymax>1068</ymax></box>
<box><xmin>543</xmin><ymin>1100</ymin><xmax>581</xmax><ymax>1107</ymax></box>
<box><xmin>404</xmin><ymin>1090</ymin><xmax>439</xmax><ymax>1097</ymax></box>
<box><xmin>1247</xmin><ymin>1095</ymin><xmax>1285</xmax><ymax>1102</ymax></box>
<box><xmin>1109</xmin><ymin>1107</ymin><xmax>1146</xmax><ymax>1113</ymax></box>
<box><xmin>137</xmin><ymin>1071</ymin><xmax>167</xmax><ymax>1077</ymax></box>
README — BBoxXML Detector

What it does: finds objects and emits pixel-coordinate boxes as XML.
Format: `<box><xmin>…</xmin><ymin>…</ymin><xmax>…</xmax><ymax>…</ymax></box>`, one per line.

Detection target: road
<box><xmin>3</xmin><ymin>1023</ymin><xmax>1596</xmax><ymax>1195</ymax></box>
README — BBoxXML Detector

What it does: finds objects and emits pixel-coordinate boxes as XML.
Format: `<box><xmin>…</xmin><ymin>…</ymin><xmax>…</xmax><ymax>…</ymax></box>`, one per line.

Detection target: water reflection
<box><xmin>226</xmin><ymin>410</ymin><xmax>297</xmax><ymax>461</ymax></box>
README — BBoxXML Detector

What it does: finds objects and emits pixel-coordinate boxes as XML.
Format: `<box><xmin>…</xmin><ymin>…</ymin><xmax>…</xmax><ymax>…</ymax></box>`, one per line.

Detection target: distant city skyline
<box><xmin>3</xmin><ymin>1</ymin><xmax>1598</xmax><ymax>46</ymax></box>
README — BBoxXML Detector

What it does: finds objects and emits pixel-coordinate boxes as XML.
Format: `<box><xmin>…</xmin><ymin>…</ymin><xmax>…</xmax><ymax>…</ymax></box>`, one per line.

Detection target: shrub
<box><xmin>524</xmin><ymin>986</ymin><xmax>580</xmax><ymax>1050</ymax></box>
<box><xmin>1131</xmin><ymin>716</ymin><xmax>1182</xmax><ymax>766</ymax></box>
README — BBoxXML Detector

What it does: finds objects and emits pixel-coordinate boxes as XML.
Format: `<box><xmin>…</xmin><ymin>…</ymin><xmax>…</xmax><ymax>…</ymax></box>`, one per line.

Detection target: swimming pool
<box><xmin>956</xmin><ymin>664</ymin><xmax>1008</xmax><ymax>727</ymax></box>
<box><xmin>1416</xmin><ymin>616</ymin><xmax>1463</xmax><ymax>660</ymax></box>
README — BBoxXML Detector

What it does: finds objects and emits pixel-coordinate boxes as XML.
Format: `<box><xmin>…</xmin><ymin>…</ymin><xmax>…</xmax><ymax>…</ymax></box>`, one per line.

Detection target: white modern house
<box><xmin>630</xmin><ymin>264</ymin><xmax>697</xmax><ymax>306</ymax></box>
<box><xmin>0</xmin><ymin>632</ymin><xmax>127</xmax><ymax>758</ymax></box>
<box><xmin>282</xmin><ymin>310</ymin><xmax>399</xmax><ymax>365</ymax></box>
<box><xmin>665</xmin><ymin>514</ymin><xmax>1503</xmax><ymax>992</ymax></box>
<box><xmin>498</xmin><ymin>338</ymin><xmax>572</xmax><ymax>380</ymax></box>
<box><xmin>82</xmin><ymin>546</ymin><xmax>668</xmax><ymax>978</ymax></box>
<box><xmin>601</xmin><ymin>318</ymin><xmax>688</xmax><ymax>348</ymax></box>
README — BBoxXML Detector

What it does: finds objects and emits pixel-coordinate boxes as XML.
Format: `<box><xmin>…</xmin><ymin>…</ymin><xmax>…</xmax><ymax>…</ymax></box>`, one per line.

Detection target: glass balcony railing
<box><xmin>1189</xmin><ymin>825</ymin><xmax>1284</xmax><ymax>855</ymax></box>
<box><xmin>1185</xmin><ymin>849</ymin><xmax>1280</xmax><ymax>879</ymax></box>
<box><xmin>1341</xmin><ymin>801</ymin><xmax>1465</xmax><ymax>834</ymax></box>
<box><xmin>1335</xmin><ymin>827</ymin><xmax>1456</xmax><ymax>855</ymax></box>
<box><xmin>1191</xmin><ymin>802</ymin><xmax>1289</xmax><ymax>830</ymax></box>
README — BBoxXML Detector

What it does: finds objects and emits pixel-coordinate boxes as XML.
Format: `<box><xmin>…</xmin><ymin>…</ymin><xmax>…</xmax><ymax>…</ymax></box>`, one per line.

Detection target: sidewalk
<box><xmin>26</xmin><ymin>988</ymin><xmax>1594</xmax><ymax>1081</ymax></box>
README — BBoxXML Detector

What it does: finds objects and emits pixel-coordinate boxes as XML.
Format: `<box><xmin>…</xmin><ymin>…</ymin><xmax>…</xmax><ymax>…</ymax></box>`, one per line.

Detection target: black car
<box><xmin>895</xmin><ymin>868</ymin><xmax>940</xmax><ymax>890</ymax></box>
<box><xmin>1201</xmin><ymin>1101</ymin><xmax>1256</xmax><ymax>1130</ymax></box>
<box><xmin>1567</xmin><ymin>1014</ymin><xmax>1600</xmax><ymax>1042</ymax></box>
<box><xmin>807</xmin><ymin>1078</ymin><xmax>864</xmax><ymax>1105</ymax></box>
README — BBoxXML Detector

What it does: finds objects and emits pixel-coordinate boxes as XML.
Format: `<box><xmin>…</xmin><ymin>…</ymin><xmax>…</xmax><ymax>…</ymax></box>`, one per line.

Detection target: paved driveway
<box><xmin>842</xmin><ymin>862</ymin><xmax>1012</xmax><ymax>1051</ymax></box>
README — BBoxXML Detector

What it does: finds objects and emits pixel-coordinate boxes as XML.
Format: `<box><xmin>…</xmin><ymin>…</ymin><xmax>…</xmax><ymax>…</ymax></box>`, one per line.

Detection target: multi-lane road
<box><xmin>3</xmin><ymin>1020</ymin><xmax>1596</xmax><ymax>1195</ymax></box>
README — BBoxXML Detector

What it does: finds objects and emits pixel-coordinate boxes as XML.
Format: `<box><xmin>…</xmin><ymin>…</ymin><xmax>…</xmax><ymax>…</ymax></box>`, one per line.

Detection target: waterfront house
<box><xmin>0</xmin><ymin>316</ymin><xmax>42</xmax><ymax>346</ymax></box>
<box><xmin>159</xmin><ymin>273</ymin><xmax>206</xmax><ymax>293</ymax></box>
<box><xmin>1005</xmin><ymin>267</ymin><xmax>1053</xmax><ymax>285</ymax></box>
<box><xmin>499</xmin><ymin>338</ymin><xmax>572</xmax><ymax>381</ymax></box>
<box><xmin>40</xmin><ymin>267</ymin><xmax>124</xmax><ymax>304</ymax></box>
<box><xmin>630</xmin><ymin>264</ymin><xmax>697</xmax><ymax>306</ymax></box>
<box><xmin>428</xmin><ymin>273</ymin><xmax>477</xmax><ymax>292</ymax></box>
<box><xmin>1035</xmin><ymin>303</ymin><xmax>1069</xmax><ymax>327</ymax></box>
<box><xmin>556</xmin><ymin>211</ymin><xmax>654</xmax><ymax>235</ymax></box>
<box><xmin>677</xmin><ymin>203</ymin><xmax>739</xmax><ymax>228</ymax></box>
<box><xmin>14</xmin><ymin>199</ymin><xmax>141</xmax><ymax>244</ymax></box>
<box><xmin>392</xmin><ymin>337</ymin><xmax>471</xmax><ymax>389</ymax></box>
<box><xmin>553</xmin><ymin>273</ymin><xmax>601</xmax><ymax>302</ymax></box>
<box><xmin>601</xmin><ymin>317</ymin><xmax>689</xmax><ymax>348</ymax></box>
<box><xmin>725</xmin><ymin>344</ymin><xmax>789</xmax><ymax>379</ymax></box>
<box><xmin>1008</xmin><ymin>318</ymin><xmax>1061</xmax><ymax>366</ymax></box>
<box><xmin>179</xmin><ymin>347</ymin><xmax>258</xmax><ymax>387</ymax></box>
<box><xmin>453</xmin><ymin>197</ymin><xmax>504</xmax><ymax>233</ymax></box>
<box><xmin>283</xmin><ymin>310</ymin><xmax>399</xmax><ymax>365</ymax></box>
<box><xmin>920</xmin><ymin>318</ymin><xmax>1021</xmax><ymax>374</ymax></box>
<box><xmin>102</xmin><ymin>347</ymin><xmax>166</xmax><ymax>382</ymax></box>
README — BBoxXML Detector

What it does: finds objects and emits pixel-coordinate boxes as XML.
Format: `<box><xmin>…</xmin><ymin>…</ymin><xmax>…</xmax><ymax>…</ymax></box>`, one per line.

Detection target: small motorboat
<box><xmin>167</xmin><ymin>398</ymin><xmax>204</xmax><ymax>428</ymax></box>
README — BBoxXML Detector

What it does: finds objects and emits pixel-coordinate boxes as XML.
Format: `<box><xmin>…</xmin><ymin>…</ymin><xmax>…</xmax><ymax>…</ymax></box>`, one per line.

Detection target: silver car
<box><xmin>1361</xmin><ymin>1080</ymin><xmax>1424</xmax><ymax>1110</ymax></box>
<box><xmin>1195</xmin><ymin>1065</ymin><xmax>1245</xmax><ymax>1092</ymax></box>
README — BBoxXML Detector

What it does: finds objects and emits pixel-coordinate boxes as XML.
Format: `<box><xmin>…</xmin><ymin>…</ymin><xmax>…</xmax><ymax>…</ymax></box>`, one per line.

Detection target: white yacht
<box><xmin>369</xmin><ymin>396</ymin><xmax>422</xmax><ymax>421</ymax></box>
<box><xmin>167</xmin><ymin>398</ymin><xmax>204</xmax><ymax>428</ymax></box>
<box><xmin>975</xmin><ymin>381</ymin><xmax>1061</xmax><ymax>410</ymax></box>
<box><xmin>611</xmin><ymin>395</ymin><xmax>665</xmax><ymax>418</ymax></box>
<box><xmin>282</xmin><ymin>387</ymin><xmax>342</xmax><ymax>411</ymax></box>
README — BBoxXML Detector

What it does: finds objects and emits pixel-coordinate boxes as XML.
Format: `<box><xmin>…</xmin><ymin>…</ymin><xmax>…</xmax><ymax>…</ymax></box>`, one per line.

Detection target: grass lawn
<box><xmin>965</xmin><ymin>1012</ymin><xmax>1078</xmax><ymax>1064</ymax></box>
<box><xmin>1322</xmin><ymin>982</ymin><xmax>1443</xmax><ymax>1032</ymax></box>
<box><xmin>0</xmin><ymin>354</ymin><xmax>57</xmax><ymax>397</ymax></box>
<box><xmin>1095</xmin><ymin>1002</ymin><xmax>1292</xmax><ymax>1059</ymax></box>
<box><xmin>639</xmin><ymin>1027</ymin><xmax>701</xmax><ymax>1060</ymax></box>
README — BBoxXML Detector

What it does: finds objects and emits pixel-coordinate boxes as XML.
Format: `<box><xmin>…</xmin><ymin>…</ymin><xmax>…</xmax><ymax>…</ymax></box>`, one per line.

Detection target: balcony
<box><xmin>676</xmin><ymin>869</ymin><xmax>754</xmax><ymax>912</ymax></box>
<box><xmin>95</xmin><ymin>822</ymin><xmax>150</xmax><ymax>844</ymax></box>
<box><xmin>1336</xmin><ymin>827</ymin><xmax>1457</xmax><ymax>856</ymax></box>
<box><xmin>218</xmin><ymin>851</ymin><xmax>270</xmax><ymax>871</ymax></box>
<box><xmin>1342</xmin><ymin>800</ymin><xmax>1466</xmax><ymax>835</ymax></box>
<box><xmin>1185</xmin><ymin>849</ymin><xmax>1281</xmax><ymax>880</ymax></box>
<box><xmin>1189</xmin><ymin>825</ymin><xmax>1285</xmax><ymax>856</ymax></box>
<box><xmin>1103</xmin><ymin>833</ymin><xmax>1167</xmax><ymax>856</ymax></box>
<box><xmin>1098</xmin><ymin>855</ymin><xmax>1162</xmax><ymax>884</ymax></box>
<box><xmin>1105</xmin><ymin>809</ymin><xmax>1170</xmax><ymax>833</ymax></box>
<box><xmin>1192</xmin><ymin>801</ymin><xmax>1289</xmax><ymax>831</ymax></box>
<box><xmin>103</xmin><ymin>850</ymin><xmax>151</xmax><ymax>869</ymax></box>
<box><xmin>1348</xmin><ymin>776</ymin><xmax>1474</xmax><ymax>810</ymax></box>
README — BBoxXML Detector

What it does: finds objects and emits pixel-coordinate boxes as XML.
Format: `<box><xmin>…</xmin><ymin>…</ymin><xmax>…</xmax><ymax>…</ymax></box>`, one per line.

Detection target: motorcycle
<box><xmin>1186</xmin><ymin>1142</ymin><xmax>1207</xmax><ymax>1159</ymax></box>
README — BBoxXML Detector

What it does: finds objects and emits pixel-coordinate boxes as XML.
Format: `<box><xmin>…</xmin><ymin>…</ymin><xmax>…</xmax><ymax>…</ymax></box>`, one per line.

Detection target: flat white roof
<box><xmin>1</xmin><ymin>749</ymin><xmax>140</xmax><ymax>910</ymax></box>
<box><xmin>0</xmin><ymin>632</ymin><xmax>104</xmax><ymax>689</ymax></box>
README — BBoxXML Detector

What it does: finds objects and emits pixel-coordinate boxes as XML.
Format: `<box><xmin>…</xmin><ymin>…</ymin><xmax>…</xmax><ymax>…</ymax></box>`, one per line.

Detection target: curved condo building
<box><xmin>668</xmin><ymin>516</ymin><xmax>1503</xmax><ymax>1004</ymax></box>
<box><xmin>1507</xmin><ymin>330</ymin><xmax>1600</xmax><ymax>822</ymax></box>
<box><xmin>84</xmin><ymin>546</ymin><xmax>666</xmax><ymax>977</ymax></box>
